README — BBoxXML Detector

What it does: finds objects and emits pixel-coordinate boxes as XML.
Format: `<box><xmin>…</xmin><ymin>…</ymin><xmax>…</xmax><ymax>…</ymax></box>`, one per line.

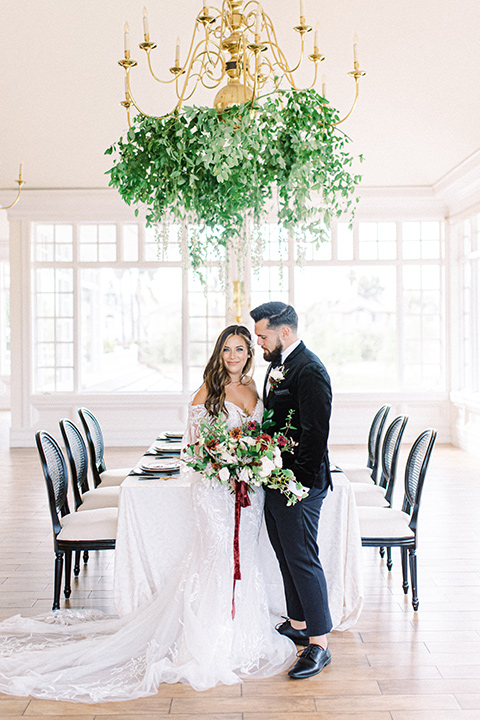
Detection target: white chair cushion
<box><xmin>78</xmin><ymin>486</ymin><xmax>120</xmax><ymax>511</ymax></box>
<box><xmin>98</xmin><ymin>468</ymin><xmax>130</xmax><ymax>487</ymax></box>
<box><xmin>58</xmin><ymin>507</ymin><xmax>118</xmax><ymax>541</ymax></box>
<box><xmin>340</xmin><ymin>464</ymin><xmax>374</xmax><ymax>483</ymax></box>
<box><xmin>358</xmin><ymin>507</ymin><xmax>414</xmax><ymax>540</ymax></box>
<box><xmin>352</xmin><ymin>483</ymin><xmax>389</xmax><ymax>508</ymax></box>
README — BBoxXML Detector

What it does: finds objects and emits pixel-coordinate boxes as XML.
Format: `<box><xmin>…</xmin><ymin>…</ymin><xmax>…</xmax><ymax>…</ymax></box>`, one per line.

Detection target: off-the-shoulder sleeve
<box><xmin>182</xmin><ymin>403</ymin><xmax>209</xmax><ymax>448</ymax></box>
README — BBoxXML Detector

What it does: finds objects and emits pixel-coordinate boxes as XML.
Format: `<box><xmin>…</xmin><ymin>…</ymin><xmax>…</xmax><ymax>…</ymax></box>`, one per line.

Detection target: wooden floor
<box><xmin>1</xmin><ymin>440</ymin><xmax>480</xmax><ymax>719</ymax></box>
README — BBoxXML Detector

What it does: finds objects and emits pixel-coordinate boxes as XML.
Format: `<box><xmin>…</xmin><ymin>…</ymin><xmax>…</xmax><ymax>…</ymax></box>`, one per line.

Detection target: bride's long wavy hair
<box><xmin>203</xmin><ymin>325</ymin><xmax>254</xmax><ymax>417</ymax></box>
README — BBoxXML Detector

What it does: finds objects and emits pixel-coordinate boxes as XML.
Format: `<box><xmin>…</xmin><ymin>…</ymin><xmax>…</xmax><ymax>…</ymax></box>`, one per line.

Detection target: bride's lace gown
<box><xmin>0</xmin><ymin>400</ymin><xmax>295</xmax><ymax>703</ymax></box>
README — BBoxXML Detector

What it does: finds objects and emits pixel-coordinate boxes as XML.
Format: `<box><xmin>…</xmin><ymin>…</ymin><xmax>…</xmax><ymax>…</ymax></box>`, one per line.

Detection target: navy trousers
<box><xmin>264</xmin><ymin>486</ymin><xmax>333</xmax><ymax>637</ymax></box>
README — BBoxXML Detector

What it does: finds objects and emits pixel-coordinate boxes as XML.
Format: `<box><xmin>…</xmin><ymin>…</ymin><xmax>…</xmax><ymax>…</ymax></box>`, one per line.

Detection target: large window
<box><xmin>456</xmin><ymin>213</ymin><xmax>480</xmax><ymax>394</ymax></box>
<box><xmin>31</xmin><ymin>219</ymin><xmax>445</xmax><ymax>394</ymax></box>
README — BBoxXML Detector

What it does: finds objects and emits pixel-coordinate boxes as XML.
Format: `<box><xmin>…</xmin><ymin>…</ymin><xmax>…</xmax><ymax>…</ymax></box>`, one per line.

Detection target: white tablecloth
<box><xmin>114</xmin><ymin>470</ymin><xmax>364</xmax><ymax>631</ymax></box>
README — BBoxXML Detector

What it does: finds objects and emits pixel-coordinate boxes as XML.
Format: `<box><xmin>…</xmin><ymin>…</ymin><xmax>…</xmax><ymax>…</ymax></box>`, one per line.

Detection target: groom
<box><xmin>250</xmin><ymin>301</ymin><xmax>333</xmax><ymax>679</ymax></box>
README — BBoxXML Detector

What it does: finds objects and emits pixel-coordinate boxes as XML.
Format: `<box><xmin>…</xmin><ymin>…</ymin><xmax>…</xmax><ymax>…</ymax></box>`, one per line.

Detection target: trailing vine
<box><xmin>106</xmin><ymin>88</ymin><xmax>363</xmax><ymax>269</ymax></box>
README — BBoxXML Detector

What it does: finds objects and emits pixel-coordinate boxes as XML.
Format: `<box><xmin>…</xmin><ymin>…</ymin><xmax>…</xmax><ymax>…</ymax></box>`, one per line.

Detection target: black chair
<box><xmin>36</xmin><ymin>431</ymin><xmax>117</xmax><ymax>610</ymax></box>
<box><xmin>60</xmin><ymin>419</ymin><xmax>120</xmax><ymax>511</ymax></box>
<box><xmin>358</xmin><ymin>428</ymin><xmax>437</xmax><ymax>610</ymax></box>
<box><xmin>78</xmin><ymin>407</ymin><xmax>130</xmax><ymax>488</ymax></box>
<box><xmin>341</xmin><ymin>404</ymin><xmax>391</xmax><ymax>484</ymax></box>
<box><xmin>352</xmin><ymin>415</ymin><xmax>408</xmax><ymax>509</ymax></box>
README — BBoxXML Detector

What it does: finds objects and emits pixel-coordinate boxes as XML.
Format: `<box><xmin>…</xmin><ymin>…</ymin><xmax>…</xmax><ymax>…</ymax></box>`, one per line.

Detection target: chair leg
<box><xmin>74</xmin><ymin>550</ymin><xmax>81</xmax><ymax>576</ymax></box>
<box><xmin>409</xmin><ymin>548</ymin><xmax>419</xmax><ymax>611</ymax></box>
<box><xmin>53</xmin><ymin>552</ymin><xmax>64</xmax><ymax>611</ymax></box>
<box><xmin>386</xmin><ymin>547</ymin><xmax>393</xmax><ymax>571</ymax></box>
<box><xmin>83</xmin><ymin>550</ymin><xmax>89</xmax><ymax>564</ymax></box>
<box><xmin>379</xmin><ymin>547</ymin><xmax>385</xmax><ymax>558</ymax></box>
<box><xmin>401</xmin><ymin>548</ymin><xmax>409</xmax><ymax>594</ymax></box>
<box><xmin>64</xmin><ymin>551</ymin><xmax>72</xmax><ymax>599</ymax></box>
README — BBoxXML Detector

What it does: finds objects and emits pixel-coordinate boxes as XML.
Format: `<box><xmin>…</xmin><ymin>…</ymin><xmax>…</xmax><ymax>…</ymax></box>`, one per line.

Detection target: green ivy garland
<box><xmin>106</xmin><ymin>88</ymin><xmax>362</xmax><ymax>268</ymax></box>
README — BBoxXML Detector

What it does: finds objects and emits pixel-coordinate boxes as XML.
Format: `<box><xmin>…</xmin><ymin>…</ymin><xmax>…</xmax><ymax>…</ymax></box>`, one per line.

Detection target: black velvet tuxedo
<box><xmin>263</xmin><ymin>340</ymin><xmax>333</xmax><ymax>636</ymax></box>
<box><xmin>263</xmin><ymin>341</ymin><xmax>332</xmax><ymax>491</ymax></box>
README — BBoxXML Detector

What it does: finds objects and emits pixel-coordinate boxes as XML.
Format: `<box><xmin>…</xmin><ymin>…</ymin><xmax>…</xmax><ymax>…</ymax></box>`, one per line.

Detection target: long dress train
<box><xmin>0</xmin><ymin>400</ymin><xmax>295</xmax><ymax>702</ymax></box>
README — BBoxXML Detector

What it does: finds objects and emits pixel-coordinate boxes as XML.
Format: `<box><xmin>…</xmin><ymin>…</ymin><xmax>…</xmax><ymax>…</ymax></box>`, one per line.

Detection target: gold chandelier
<box><xmin>118</xmin><ymin>0</ymin><xmax>365</xmax><ymax>126</ymax></box>
<box><xmin>0</xmin><ymin>163</ymin><xmax>24</xmax><ymax>210</ymax></box>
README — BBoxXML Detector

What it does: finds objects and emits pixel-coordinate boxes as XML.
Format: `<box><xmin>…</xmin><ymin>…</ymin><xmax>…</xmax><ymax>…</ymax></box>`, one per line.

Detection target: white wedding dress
<box><xmin>0</xmin><ymin>399</ymin><xmax>295</xmax><ymax>703</ymax></box>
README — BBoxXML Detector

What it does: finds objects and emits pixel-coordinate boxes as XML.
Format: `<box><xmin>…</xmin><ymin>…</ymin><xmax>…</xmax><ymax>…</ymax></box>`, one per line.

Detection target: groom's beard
<box><xmin>263</xmin><ymin>340</ymin><xmax>283</xmax><ymax>365</ymax></box>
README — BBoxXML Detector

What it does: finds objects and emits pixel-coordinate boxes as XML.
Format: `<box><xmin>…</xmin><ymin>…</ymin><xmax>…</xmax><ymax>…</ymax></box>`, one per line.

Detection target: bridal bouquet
<box><xmin>183</xmin><ymin>408</ymin><xmax>306</xmax><ymax>618</ymax></box>
<box><xmin>183</xmin><ymin>408</ymin><xmax>307</xmax><ymax>506</ymax></box>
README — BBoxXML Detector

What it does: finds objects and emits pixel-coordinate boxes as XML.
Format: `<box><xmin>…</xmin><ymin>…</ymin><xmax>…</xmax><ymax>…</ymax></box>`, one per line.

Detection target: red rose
<box><xmin>256</xmin><ymin>433</ymin><xmax>272</xmax><ymax>450</ymax></box>
<box><xmin>277</xmin><ymin>435</ymin><xmax>288</xmax><ymax>448</ymax></box>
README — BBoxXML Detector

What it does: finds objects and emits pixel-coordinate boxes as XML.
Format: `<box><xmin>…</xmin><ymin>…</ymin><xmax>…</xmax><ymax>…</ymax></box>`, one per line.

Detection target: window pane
<box><xmin>80</xmin><ymin>268</ymin><xmax>183</xmax><ymax>392</ymax></box>
<box><xmin>80</xmin><ymin>244</ymin><xmax>98</xmax><ymax>262</ymax></box>
<box><xmin>98</xmin><ymin>225</ymin><xmax>116</xmax><ymax>244</ymax></box>
<box><xmin>56</xmin><ymin>318</ymin><xmax>73</xmax><ymax>342</ymax></box>
<box><xmin>188</xmin><ymin>267</ymin><xmax>225</xmax><ymax>390</ymax></box>
<box><xmin>403</xmin><ymin>221</ymin><xmax>440</xmax><ymax>259</ymax></box>
<box><xmin>37</xmin><ymin>319</ymin><xmax>55</xmax><ymax>342</ymax></box>
<box><xmin>295</xmin><ymin>266</ymin><xmax>397</xmax><ymax>391</ymax></box>
<box><xmin>337</xmin><ymin>223</ymin><xmax>353</xmax><ymax>260</ymax></box>
<box><xmin>56</xmin><ymin>368</ymin><xmax>74</xmax><ymax>392</ymax></box>
<box><xmin>123</xmin><ymin>225</ymin><xmax>139</xmax><ymax>261</ymax></box>
<box><xmin>251</xmin><ymin>266</ymin><xmax>288</xmax><ymax>308</ymax></box>
<box><xmin>359</xmin><ymin>222</ymin><xmax>396</xmax><ymax>260</ymax></box>
<box><xmin>258</xmin><ymin>224</ymin><xmax>289</xmax><ymax>261</ymax></box>
<box><xmin>56</xmin><ymin>343</ymin><xmax>74</xmax><ymax>366</ymax></box>
<box><xmin>79</xmin><ymin>225</ymin><xmax>97</xmax><ymax>243</ymax></box>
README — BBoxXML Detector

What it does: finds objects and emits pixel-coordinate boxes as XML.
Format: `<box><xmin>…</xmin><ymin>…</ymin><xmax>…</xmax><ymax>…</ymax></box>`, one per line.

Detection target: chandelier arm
<box><xmin>251</xmin><ymin>46</ymin><xmax>261</xmax><ymax>102</ymax></box>
<box><xmin>331</xmin><ymin>75</ymin><xmax>361</xmax><ymax>126</ymax></box>
<box><xmin>125</xmin><ymin>70</ymin><xmax>172</xmax><ymax>120</ymax></box>
<box><xmin>264</xmin><ymin>13</ymin><xmax>306</xmax><ymax>77</ymax></box>
<box><xmin>145</xmin><ymin>49</ymin><xmax>180</xmax><ymax>85</ymax></box>
<box><xmin>0</xmin><ymin>180</ymin><xmax>24</xmax><ymax>210</ymax></box>
<box><xmin>180</xmin><ymin>72</ymin><xmax>210</xmax><ymax>102</ymax></box>
<box><xmin>302</xmin><ymin>61</ymin><xmax>319</xmax><ymax>91</ymax></box>
<box><xmin>218</xmin><ymin>0</ymin><xmax>228</xmax><ymax>40</ymax></box>
<box><xmin>245</xmin><ymin>50</ymin><xmax>274</xmax><ymax>87</ymax></box>
<box><xmin>171</xmin><ymin>18</ymin><xmax>204</xmax><ymax>84</ymax></box>
<box><xmin>120</xmin><ymin>99</ymin><xmax>133</xmax><ymax>128</ymax></box>
<box><xmin>199</xmin><ymin>41</ymin><xmax>225</xmax><ymax>81</ymax></box>
<box><xmin>174</xmin><ymin>36</ymin><xmax>224</xmax><ymax>106</ymax></box>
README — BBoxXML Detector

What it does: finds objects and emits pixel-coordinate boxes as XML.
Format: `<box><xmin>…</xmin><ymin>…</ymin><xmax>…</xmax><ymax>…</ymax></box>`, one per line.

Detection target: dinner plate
<box><xmin>164</xmin><ymin>431</ymin><xmax>184</xmax><ymax>440</ymax></box>
<box><xmin>139</xmin><ymin>459</ymin><xmax>181</xmax><ymax>473</ymax></box>
<box><xmin>154</xmin><ymin>441</ymin><xmax>182</xmax><ymax>453</ymax></box>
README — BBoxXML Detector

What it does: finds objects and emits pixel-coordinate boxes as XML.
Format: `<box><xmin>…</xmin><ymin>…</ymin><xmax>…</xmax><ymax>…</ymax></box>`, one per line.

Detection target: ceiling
<box><xmin>1</xmin><ymin>0</ymin><xmax>480</xmax><ymax>193</ymax></box>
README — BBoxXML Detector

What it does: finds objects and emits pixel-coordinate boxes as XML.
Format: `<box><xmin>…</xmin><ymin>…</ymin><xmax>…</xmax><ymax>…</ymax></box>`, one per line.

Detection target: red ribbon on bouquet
<box><xmin>231</xmin><ymin>479</ymin><xmax>251</xmax><ymax>619</ymax></box>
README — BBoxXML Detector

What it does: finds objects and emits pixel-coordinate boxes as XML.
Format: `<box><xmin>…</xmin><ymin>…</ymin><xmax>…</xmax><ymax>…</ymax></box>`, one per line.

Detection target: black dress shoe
<box><xmin>275</xmin><ymin>618</ymin><xmax>309</xmax><ymax>646</ymax></box>
<box><xmin>288</xmin><ymin>644</ymin><xmax>331</xmax><ymax>679</ymax></box>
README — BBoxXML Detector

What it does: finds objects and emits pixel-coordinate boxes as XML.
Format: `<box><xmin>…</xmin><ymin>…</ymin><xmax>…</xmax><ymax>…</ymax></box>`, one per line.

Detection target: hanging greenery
<box><xmin>105</xmin><ymin>88</ymin><xmax>362</xmax><ymax>268</ymax></box>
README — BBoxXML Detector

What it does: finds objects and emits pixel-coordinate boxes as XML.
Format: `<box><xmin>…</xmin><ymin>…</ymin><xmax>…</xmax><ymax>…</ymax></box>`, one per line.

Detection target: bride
<box><xmin>0</xmin><ymin>325</ymin><xmax>296</xmax><ymax>703</ymax></box>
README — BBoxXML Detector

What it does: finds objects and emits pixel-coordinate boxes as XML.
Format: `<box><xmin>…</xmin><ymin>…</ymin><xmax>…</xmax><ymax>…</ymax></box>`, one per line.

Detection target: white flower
<box><xmin>269</xmin><ymin>368</ymin><xmax>285</xmax><ymax>382</ymax></box>
<box><xmin>220</xmin><ymin>452</ymin><xmax>237</xmax><ymax>464</ymax></box>
<box><xmin>219</xmin><ymin>467</ymin><xmax>230</xmax><ymax>483</ymax></box>
<box><xmin>273</xmin><ymin>446</ymin><xmax>283</xmax><ymax>468</ymax></box>
<box><xmin>288</xmin><ymin>479</ymin><xmax>309</xmax><ymax>498</ymax></box>
<box><xmin>238</xmin><ymin>467</ymin><xmax>250</xmax><ymax>484</ymax></box>
<box><xmin>259</xmin><ymin>456</ymin><xmax>276</xmax><ymax>478</ymax></box>
<box><xmin>240</xmin><ymin>436</ymin><xmax>257</xmax><ymax>446</ymax></box>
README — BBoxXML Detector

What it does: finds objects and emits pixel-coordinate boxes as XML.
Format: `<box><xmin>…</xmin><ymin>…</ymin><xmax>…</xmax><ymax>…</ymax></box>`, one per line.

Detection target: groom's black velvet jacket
<box><xmin>263</xmin><ymin>341</ymin><xmax>332</xmax><ymax>491</ymax></box>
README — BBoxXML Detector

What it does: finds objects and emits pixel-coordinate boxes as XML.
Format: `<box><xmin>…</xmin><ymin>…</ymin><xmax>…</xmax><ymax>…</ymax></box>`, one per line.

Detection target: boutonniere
<box><xmin>269</xmin><ymin>365</ymin><xmax>288</xmax><ymax>390</ymax></box>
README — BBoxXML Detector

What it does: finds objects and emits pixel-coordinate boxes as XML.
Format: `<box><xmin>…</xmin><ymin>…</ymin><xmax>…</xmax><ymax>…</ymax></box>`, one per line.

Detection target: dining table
<box><xmin>113</xmin><ymin>438</ymin><xmax>364</xmax><ymax>631</ymax></box>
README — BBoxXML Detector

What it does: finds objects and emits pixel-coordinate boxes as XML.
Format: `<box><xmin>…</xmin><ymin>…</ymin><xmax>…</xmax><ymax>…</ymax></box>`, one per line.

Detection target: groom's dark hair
<box><xmin>250</xmin><ymin>302</ymin><xmax>298</xmax><ymax>330</ymax></box>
